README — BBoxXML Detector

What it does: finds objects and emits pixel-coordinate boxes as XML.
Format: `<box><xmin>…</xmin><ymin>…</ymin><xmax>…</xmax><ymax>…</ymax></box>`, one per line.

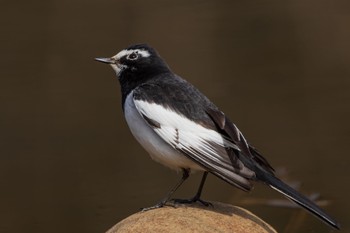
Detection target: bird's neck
<box><xmin>119</xmin><ymin>68</ymin><xmax>172</xmax><ymax>110</ymax></box>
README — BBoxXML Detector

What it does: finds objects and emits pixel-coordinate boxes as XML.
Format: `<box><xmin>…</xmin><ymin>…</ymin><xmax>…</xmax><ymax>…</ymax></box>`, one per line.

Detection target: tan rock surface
<box><xmin>106</xmin><ymin>201</ymin><xmax>277</xmax><ymax>233</ymax></box>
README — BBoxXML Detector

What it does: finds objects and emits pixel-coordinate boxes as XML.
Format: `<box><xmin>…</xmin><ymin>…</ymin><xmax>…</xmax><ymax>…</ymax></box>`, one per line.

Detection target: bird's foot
<box><xmin>171</xmin><ymin>195</ymin><xmax>212</xmax><ymax>207</ymax></box>
<box><xmin>140</xmin><ymin>202</ymin><xmax>164</xmax><ymax>212</ymax></box>
<box><xmin>140</xmin><ymin>200</ymin><xmax>178</xmax><ymax>212</ymax></box>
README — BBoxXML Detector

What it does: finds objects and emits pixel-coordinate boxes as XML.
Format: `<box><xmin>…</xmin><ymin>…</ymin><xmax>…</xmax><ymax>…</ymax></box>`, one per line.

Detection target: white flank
<box><xmin>127</xmin><ymin>94</ymin><xmax>241</xmax><ymax>172</ymax></box>
<box><xmin>124</xmin><ymin>93</ymin><xmax>203</xmax><ymax>171</ymax></box>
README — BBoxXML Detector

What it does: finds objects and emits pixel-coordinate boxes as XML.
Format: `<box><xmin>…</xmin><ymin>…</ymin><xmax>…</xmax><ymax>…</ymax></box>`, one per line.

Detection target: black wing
<box><xmin>132</xmin><ymin>78</ymin><xmax>257</xmax><ymax>191</ymax></box>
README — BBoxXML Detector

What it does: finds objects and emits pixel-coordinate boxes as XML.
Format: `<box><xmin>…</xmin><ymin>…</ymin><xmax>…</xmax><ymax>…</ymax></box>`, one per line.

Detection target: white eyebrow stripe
<box><xmin>113</xmin><ymin>49</ymin><xmax>151</xmax><ymax>60</ymax></box>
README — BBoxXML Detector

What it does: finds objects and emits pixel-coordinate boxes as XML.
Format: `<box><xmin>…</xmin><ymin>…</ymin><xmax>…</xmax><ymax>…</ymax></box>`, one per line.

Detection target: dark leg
<box><xmin>172</xmin><ymin>171</ymin><xmax>212</xmax><ymax>206</ymax></box>
<box><xmin>141</xmin><ymin>168</ymin><xmax>190</xmax><ymax>211</ymax></box>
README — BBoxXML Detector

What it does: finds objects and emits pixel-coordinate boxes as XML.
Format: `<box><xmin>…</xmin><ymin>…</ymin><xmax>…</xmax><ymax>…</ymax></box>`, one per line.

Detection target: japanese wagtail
<box><xmin>95</xmin><ymin>44</ymin><xmax>339</xmax><ymax>229</ymax></box>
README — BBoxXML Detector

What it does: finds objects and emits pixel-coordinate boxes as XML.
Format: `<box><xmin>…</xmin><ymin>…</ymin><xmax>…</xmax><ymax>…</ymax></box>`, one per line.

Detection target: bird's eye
<box><xmin>127</xmin><ymin>52</ymin><xmax>138</xmax><ymax>60</ymax></box>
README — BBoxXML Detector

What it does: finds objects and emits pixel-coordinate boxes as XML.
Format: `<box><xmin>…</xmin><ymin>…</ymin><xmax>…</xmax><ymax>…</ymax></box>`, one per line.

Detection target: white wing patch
<box><xmin>133</xmin><ymin>100</ymin><xmax>244</xmax><ymax>169</ymax></box>
<box><xmin>130</xmin><ymin>97</ymin><xmax>254</xmax><ymax>190</ymax></box>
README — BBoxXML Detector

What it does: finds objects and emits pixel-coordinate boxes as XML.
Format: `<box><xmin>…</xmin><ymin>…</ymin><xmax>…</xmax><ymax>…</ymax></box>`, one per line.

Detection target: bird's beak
<box><xmin>94</xmin><ymin>57</ymin><xmax>116</xmax><ymax>64</ymax></box>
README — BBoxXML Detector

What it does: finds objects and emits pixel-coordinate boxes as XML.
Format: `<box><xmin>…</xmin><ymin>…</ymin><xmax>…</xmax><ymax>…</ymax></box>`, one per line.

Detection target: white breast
<box><xmin>123</xmin><ymin>92</ymin><xmax>204</xmax><ymax>171</ymax></box>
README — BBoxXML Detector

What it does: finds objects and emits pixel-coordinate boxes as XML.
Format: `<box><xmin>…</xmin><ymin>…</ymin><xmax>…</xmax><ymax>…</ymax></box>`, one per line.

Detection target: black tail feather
<box><xmin>257</xmin><ymin>172</ymin><xmax>340</xmax><ymax>230</ymax></box>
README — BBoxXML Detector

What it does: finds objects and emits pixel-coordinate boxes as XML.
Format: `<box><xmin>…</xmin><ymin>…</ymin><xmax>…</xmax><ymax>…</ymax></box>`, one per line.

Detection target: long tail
<box><xmin>257</xmin><ymin>171</ymin><xmax>340</xmax><ymax>230</ymax></box>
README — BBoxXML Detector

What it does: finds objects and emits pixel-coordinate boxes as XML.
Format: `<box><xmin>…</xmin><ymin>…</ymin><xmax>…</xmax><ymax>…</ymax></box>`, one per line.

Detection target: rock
<box><xmin>106</xmin><ymin>201</ymin><xmax>277</xmax><ymax>233</ymax></box>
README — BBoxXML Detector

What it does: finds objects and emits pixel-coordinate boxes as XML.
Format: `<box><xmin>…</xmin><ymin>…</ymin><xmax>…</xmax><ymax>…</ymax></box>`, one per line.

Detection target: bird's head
<box><xmin>95</xmin><ymin>44</ymin><xmax>170</xmax><ymax>80</ymax></box>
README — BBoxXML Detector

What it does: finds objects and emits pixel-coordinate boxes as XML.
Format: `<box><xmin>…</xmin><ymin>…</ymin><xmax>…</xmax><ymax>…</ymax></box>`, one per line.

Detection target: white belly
<box><xmin>123</xmin><ymin>93</ymin><xmax>203</xmax><ymax>171</ymax></box>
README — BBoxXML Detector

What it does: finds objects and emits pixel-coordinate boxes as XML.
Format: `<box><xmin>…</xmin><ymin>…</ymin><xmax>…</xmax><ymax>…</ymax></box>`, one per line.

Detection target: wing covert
<box><xmin>131</xmin><ymin>88</ymin><xmax>255</xmax><ymax>191</ymax></box>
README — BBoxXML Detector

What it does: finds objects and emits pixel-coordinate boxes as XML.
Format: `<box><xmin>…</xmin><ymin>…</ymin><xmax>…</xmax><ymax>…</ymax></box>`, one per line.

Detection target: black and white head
<box><xmin>95</xmin><ymin>44</ymin><xmax>170</xmax><ymax>81</ymax></box>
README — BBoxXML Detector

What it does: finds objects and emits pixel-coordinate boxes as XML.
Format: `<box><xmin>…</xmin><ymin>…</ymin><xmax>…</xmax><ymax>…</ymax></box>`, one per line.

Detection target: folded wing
<box><xmin>132</xmin><ymin>94</ymin><xmax>255</xmax><ymax>191</ymax></box>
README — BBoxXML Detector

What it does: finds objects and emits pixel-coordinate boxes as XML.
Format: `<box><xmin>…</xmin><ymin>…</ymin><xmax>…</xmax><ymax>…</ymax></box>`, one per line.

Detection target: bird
<box><xmin>95</xmin><ymin>43</ymin><xmax>339</xmax><ymax>229</ymax></box>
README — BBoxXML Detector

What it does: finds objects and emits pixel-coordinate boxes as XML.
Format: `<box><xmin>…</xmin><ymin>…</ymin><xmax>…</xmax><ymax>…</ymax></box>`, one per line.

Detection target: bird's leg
<box><xmin>172</xmin><ymin>171</ymin><xmax>212</xmax><ymax>206</ymax></box>
<box><xmin>141</xmin><ymin>168</ymin><xmax>190</xmax><ymax>211</ymax></box>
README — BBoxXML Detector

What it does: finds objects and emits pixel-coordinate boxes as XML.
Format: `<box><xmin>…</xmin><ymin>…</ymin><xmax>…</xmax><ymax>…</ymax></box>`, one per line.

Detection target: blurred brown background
<box><xmin>1</xmin><ymin>0</ymin><xmax>349</xmax><ymax>232</ymax></box>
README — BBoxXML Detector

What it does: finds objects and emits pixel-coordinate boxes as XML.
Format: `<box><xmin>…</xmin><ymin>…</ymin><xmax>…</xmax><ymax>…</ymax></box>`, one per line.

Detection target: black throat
<box><xmin>119</xmin><ymin>63</ymin><xmax>171</xmax><ymax>109</ymax></box>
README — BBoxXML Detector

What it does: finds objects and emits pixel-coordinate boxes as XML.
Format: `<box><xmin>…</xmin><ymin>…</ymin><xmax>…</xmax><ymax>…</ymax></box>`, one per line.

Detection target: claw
<box><xmin>171</xmin><ymin>197</ymin><xmax>212</xmax><ymax>207</ymax></box>
<box><xmin>140</xmin><ymin>202</ymin><xmax>164</xmax><ymax>212</ymax></box>
<box><xmin>197</xmin><ymin>199</ymin><xmax>213</xmax><ymax>207</ymax></box>
<box><xmin>140</xmin><ymin>199</ymin><xmax>180</xmax><ymax>212</ymax></box>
